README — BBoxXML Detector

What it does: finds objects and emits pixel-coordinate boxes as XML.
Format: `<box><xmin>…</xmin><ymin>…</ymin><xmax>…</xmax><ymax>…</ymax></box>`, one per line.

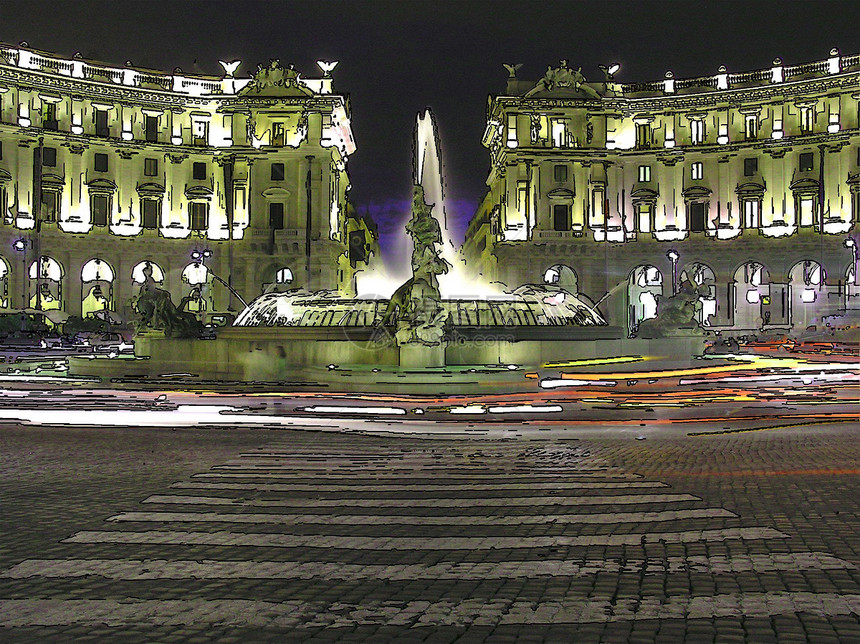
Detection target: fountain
<box><xmin>75</xmin><ymin>110</ymin><xmax>617</xmax><ymax>386</ymax></box>
<box><xmin>231</xmin><ymin>109</ymin><xmax>609</xmax><ymax>371</ymax></box>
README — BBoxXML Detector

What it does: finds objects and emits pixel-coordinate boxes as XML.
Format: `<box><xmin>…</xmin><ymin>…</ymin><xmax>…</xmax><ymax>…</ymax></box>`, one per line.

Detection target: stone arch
<box><xmin>788</xmin><ymin>260</ymin><xmax>825</xmax><ymax>329</ymax></box>
<box><xmin>627</xmin><ymin>264</ymin><xmax>663</xmax><ymax>335</ymax></box>
<box><xmin>28</xmin><ymin>255</ymin><xmax>64</xmax><ymax>311</ymax></box>
<box><xmin>680</xmin><ymin>261</ymin><xmax>717</xmax><ymax>327</ymax></box>
<box><xmin>0</xmin><ymin>256</ymin><xmax>9</xmax><ymax>308</ymax></box>
<box><xmin>543</xmin><ymin>264</ymin><xmax>578</xmax><ymax>294</ymax></box>
<box><xmin>81</xmin><ymin>258</ymin><xmax>115</xmax><ymax>319</ymax></box>
<box><xmin>732</xmin><ymin>260</ymin><xmax>770</xmax><ymax>329</ymax></box>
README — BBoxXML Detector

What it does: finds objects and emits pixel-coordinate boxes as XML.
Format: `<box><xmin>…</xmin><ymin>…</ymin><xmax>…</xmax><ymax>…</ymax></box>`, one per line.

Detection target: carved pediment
<box><xmin>525</xmin><ymin>61</ymin><xmax>603</xmax><ymax>99</ymax></box>
<box><xmin>682</xmin><ymin>185</ymin><xmax>712</xmax><ymax>198</ymax></box>
<box><xmin>547</xmin><ymin>188</ymin><xmax>575</xmax><ymax>199</ymax></box>
<box><xmin>261</xmin><ymin>187</ymin><xmax>291</xmax><ymax>198</ymax></box>
<box><xmin>86</xmin><ymin>178</ymin><xmax>117</xmax><ymax>192</ymax></box>
<box><xmin>41</xmin><ymin>173</ymin><xmax>65</xmax><ymax>187</ymax></box>
<box><xmin>137</xmin><ymin>182</ymin><xmax>165</xmax><ymax>196</ymax></box>
<box><xmin>789</xmin><ymin>177</ymin><xmax>819</xmax><ymax>191</ymax></box>
<box><xmin>238</xmin><ymin>60</ymin><xmax>314</xmax><ymax>97</ymax></box>
<box><xmin>631</xmin><ymin>187</ymin><xmax>659</xmax><ymax>200</ymax></box>
<box><xmin>736</xmin><ymin>180</ymin><xmax>765</xmax><ymax>195</ymax></box>
<box><xmin>185</xmin><ymin>185</ymin><xmax>213</xmax><ymax>199</ymax></box>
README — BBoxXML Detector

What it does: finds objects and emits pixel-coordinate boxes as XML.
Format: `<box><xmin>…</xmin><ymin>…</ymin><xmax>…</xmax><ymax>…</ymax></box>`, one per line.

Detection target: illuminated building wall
<box><xmin>0</xmin><ymin>42</ymin><xmax>373</xmax><ymax>323</ymax></box>
<box><xmin>464</xmin><ymin>51</ymin><xmax>860</xmax><ymax>333</ymax></box>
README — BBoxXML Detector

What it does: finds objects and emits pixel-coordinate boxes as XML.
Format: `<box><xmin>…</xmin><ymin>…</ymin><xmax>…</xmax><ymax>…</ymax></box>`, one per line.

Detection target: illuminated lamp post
<box><xmin>666</xmin><ymin>249</ymin><xmax>679</xmax><ymax>295</ymax></box>
<box><xmin>843</xmin><ymin>237</ymin><xmax>860</xmax><ymax>298</ymax></box>
<box><xmin>12</xmin><ymin>239</ymin><xmax>27</xmax><ymax>310</ymax></box>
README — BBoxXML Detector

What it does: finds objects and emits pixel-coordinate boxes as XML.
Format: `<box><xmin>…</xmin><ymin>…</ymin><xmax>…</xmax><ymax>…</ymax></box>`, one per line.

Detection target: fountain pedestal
<box><xmin>399</xmin><ymin>342</ymin><xmax>445</xmax><ymax>369</ymax></box>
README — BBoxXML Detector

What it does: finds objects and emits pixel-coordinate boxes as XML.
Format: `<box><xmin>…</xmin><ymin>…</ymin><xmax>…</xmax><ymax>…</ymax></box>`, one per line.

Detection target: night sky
<box><xmin>3</xmin><ymin>1</ymin><xmax>857</xmax><ymax>260</ymax></box>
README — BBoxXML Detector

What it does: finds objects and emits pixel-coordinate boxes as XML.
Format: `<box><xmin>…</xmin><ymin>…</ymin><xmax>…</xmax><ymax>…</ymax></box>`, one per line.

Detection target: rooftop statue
<box><xmin>525</xmin><ymin>60</ymin><xmax>602</xmax><ymax>99</ymax></box>
<box><xmin>380</xmin><ymin>185</ymin><xmax>451</xmax><ymax>346</ymax></box>
<box><xmin>238</xmin><ymin>59</ymin><xmax>313</xmax><ymax>97</ymax></box>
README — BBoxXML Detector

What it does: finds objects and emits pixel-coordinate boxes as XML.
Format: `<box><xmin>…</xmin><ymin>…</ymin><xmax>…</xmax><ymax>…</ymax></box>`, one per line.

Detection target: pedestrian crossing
<box><xmin>1</xmin><ymin>440</ymin><xmax>857</xmax><ymax>636</ymax></box>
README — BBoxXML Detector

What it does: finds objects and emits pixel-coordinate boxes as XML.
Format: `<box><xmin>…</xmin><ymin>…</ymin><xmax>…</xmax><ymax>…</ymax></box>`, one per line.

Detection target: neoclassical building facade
<box><xmin>0</xmin><ymin>42</ymin><xmax>374</xmax><ymax>324</ymax></box>
<box><xmin>463</xmin><ymin>50</ymin><xmax>860</xmax><ymax>334</ymax></box>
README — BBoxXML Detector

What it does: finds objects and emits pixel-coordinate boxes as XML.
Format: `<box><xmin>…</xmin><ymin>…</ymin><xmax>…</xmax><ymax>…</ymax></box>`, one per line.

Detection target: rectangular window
<box><xmin>591</xmin><ymin>189</ymin><xmax>605</xmax><ymax>227</ymax></box>
<box><xmin>743</xmin><ymin>200</ymin><xmax>759</xmax><ymax>228</ymax></box>
<box><xmin>271</xmin><ymin>163</ymin><xmax>285</xmax><ymax>181</ymax></box>
<box><xmin>745</xmin><ymin>115</ymin><xmax>758</xmax><ymax>139</ymax></box>
<box><xmin>94</xmin><ymin>153</ymin><xmax>108</xmax><ymax>173</ymax></box>
<box><xmin>553</xmin><ymin>165</ymin><xmax>568</xmax><ymax>183</ymax></box>
<box><xmin>95</xmin><ymin>110</ymin><xmax>109</xmax><ymax>137</ymax></box>
<box><xmin>689</xmin><ymin>201</ymin><xmax>706</xmax><ymax>232</ymax></box>
<box><xmin>516</xmin><ymin>180</ymin><xmax>528</xmax><ymax>218</ymax></box>
<box><xmin>269</xmin><ymin>202</ymin><xmax>285</xmax><ymax>229</ymax></box>
<box><xmin>799</xmin><ymin>198</ymin><xmax>815</xmax><ymax>227</ymax></box>
<box><xmin>551</xmin><ymin>119</ymin><xmax>566</xmax><ymax>147</ymax></box>
<box><xmin>0</xmin><ymin>185</ymin><xmax>7</xmax><ymax>225</ymax></box>
<box><xmin>91</xmin><ymin>194</ymin><xmax>109</xmax><ymax>226</ymax></box>
<box><xmin>41</xmin><ymin>190</ymin><xmax>59</xmax><ymax>222</ymax></box>
<box><xmin>552</xmin><ymin>204</ymin><xmax>568</xmax><ymax>231</ymax></box>
<box><xmin>144</xmin><ymin>158</ymin><xmax>158</xmax><ymax>177</ymax></box>
<box><xmin>637</xmin><ymin>203</ymin><xmax>652</xmax><ymax>233</ymax></box>
<box><xmin>42</xmin><ymin>147</ymin><xmax>57</xmax><ymax>167</ymax></box>
<box><xmin>690</xmin><ymin>119</ymin><xmax>704</xmax><ymax>145</ymax></box>
<box><xmin>192</xmin><ymin>162</ymin><xmax>206</xmax><ymax>180</ymax></box>
<box><xmin>192</xmin><ymin>119</ymin><xmax>208</xmax><ymax>146</ymax></box>
<box><xmin>691</xmin><ymin>162</ymin><xmax>703</xmax><ymax>181</ymax></box>
<box><xmin>145</xmin><ymin>115</ymin><xmax>158</xmax><ymax>142</ymax></box>
<box><xmin>799</xmin><ymin>152</ymin><xmax>814</xmax><ymax>172</ymax></box>
<box><xmin>271</xmin><ymin>122</ymin><xmax>285</xmax><ymax>146</ymax></box>
<box><xmin>636</xmin><ymin>123</ymin><xmax>651</xmax><ymax>148</ymax></box>
<box><xmin>638</xmin><ymin>165</ymin><xmax>651</xmax><ymax>182</ymax></box>
<box><xmin>506</xmin><ymin>114</ymin><xmax>517</xmax><ymax>147</ymax></box>
<box><xmin>189</xmin><ymin>202</ymin><xmax>208</xmax><ymax>231</ymax></box>
<box><xmin>141</xmin><ymin>199</ymin><xmax>160</xmax><ymax>229</ymax></box>
<box><xmin>800</xmin><ymin>106</ymin><xmax>813</xmax><ymax>133</ymax></box>
<box><xmin>744</xmin><ymin>158</ymin><xmax>758</xmax><ymax>176</ymax></box>
<box><xmin>42</xmin><ymin>102</ymin><xmax>58</xmax><ymax>130</ymax></box>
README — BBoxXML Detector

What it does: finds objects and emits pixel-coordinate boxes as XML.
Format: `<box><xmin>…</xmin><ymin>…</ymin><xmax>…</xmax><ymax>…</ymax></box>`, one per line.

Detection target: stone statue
<box><xmin>379</xmin><ymin>185</ymin><xmax>451</xmax><ymax>346</ymax></box>
<box><xmin>635</xmin><ymin>276</ymin><xmax>710</xmax><ymax>339</ymax></box>
<box><xmin>526</xmin><ymin>61</ymin><xmax>601</xmax><ymax>99</ymax></box>
<box><xmin>132</xmin><ymin>262</ymin><xmax>202</xmax><ymax>339</ymax></box>
<box><xmin>239</xmin><ymin>60</ymin><xmax>311</xmax><ymax>97</ymax></box>
<box><xmin>502</xmin><ymin>63</ymin><xmax>523</xmax><ymax>79</ymax></box>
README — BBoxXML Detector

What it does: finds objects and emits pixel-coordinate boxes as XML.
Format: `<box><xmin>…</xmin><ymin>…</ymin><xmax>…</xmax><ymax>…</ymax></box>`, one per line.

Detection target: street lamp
<box><xmin>666</xmin><ymin>249</ymin><xmax>680</xmax><ymax>296</ymax></box>
<box><xmin>12</xmin><ymin>239</ymin><xmax>28</xmax><ymax>310</ymax></box>
<box><xmin>845</xmin><ymin>237</ymin><xmax>858</xmax><ymax>286</ymax></box>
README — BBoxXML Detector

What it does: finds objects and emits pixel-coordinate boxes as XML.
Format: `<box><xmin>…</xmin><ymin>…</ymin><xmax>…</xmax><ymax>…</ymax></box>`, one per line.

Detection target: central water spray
<box><xmin>412</xmin><ymin>109</ymin><xmax>504</xmax><ymax>298</ymax></box>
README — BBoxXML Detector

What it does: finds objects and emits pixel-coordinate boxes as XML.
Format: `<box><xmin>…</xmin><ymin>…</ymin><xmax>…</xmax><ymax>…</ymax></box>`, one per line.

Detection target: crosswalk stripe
<box><xmin>63</xmin><ymin>527</ymin><xmax>789</xmax><ymax>549</ymax></box>
<box><xmin>2</xmin><ymin>592</ymin><xmax>857</xmax><ymax>627</ymax></box>
<box><xmin>168</xmin><ymin>480</ymin><xmax>667</xmax><ymax>493</ymax></box>
<box><xmin>4</xmin><ymin>552</ymin><xmax>852</xmax><ymax>581</ymax></box>
<box><xmin>190</xmin><ymin>471</ymin><xmax>644</xmax><ymax>480</ymax></box>
<box><xmin>142</xmin><ymin>492</ymin><xmax>700</xmax><ymax>508</ymax></box>
<box><xmin>107</xmin><ymin>508</ymin><xmax>736</xmax><ymax>526</ymax></box>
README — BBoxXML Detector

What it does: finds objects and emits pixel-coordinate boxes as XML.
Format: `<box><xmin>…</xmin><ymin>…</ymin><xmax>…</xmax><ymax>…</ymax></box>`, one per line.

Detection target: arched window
<box><xmin>131</xmin><ymin>261</ymin><xmax>165</xmax><ymax>284</ymax></box>
<box><xmin>275</xmin><ymin>267</ymin><xmax>293</xmax><ymax>284</ymax></box>
<box><xmin>81</xmin><ymin>258</ymin><xmax>115</xmax><ymax>283</ymax></box>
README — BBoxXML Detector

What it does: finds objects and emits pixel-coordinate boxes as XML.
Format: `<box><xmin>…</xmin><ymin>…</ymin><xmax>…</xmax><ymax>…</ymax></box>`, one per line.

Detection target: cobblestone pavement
<box><xmin>1</xmin><ymin>422</ymin><xmax>859</xmax><ymax>642</ymax></box>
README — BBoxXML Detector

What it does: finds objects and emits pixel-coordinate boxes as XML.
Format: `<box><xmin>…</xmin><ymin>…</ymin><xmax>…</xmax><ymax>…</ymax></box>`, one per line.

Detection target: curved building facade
<box><xmin>464</xmin><ymin>51</ymin><xmax>860</xmax><ymax>334</ymax></box>
<box><xmin>0</xmin><ymin>43</ymin><xmax>374</xmax><ymax>324</ymax></box>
